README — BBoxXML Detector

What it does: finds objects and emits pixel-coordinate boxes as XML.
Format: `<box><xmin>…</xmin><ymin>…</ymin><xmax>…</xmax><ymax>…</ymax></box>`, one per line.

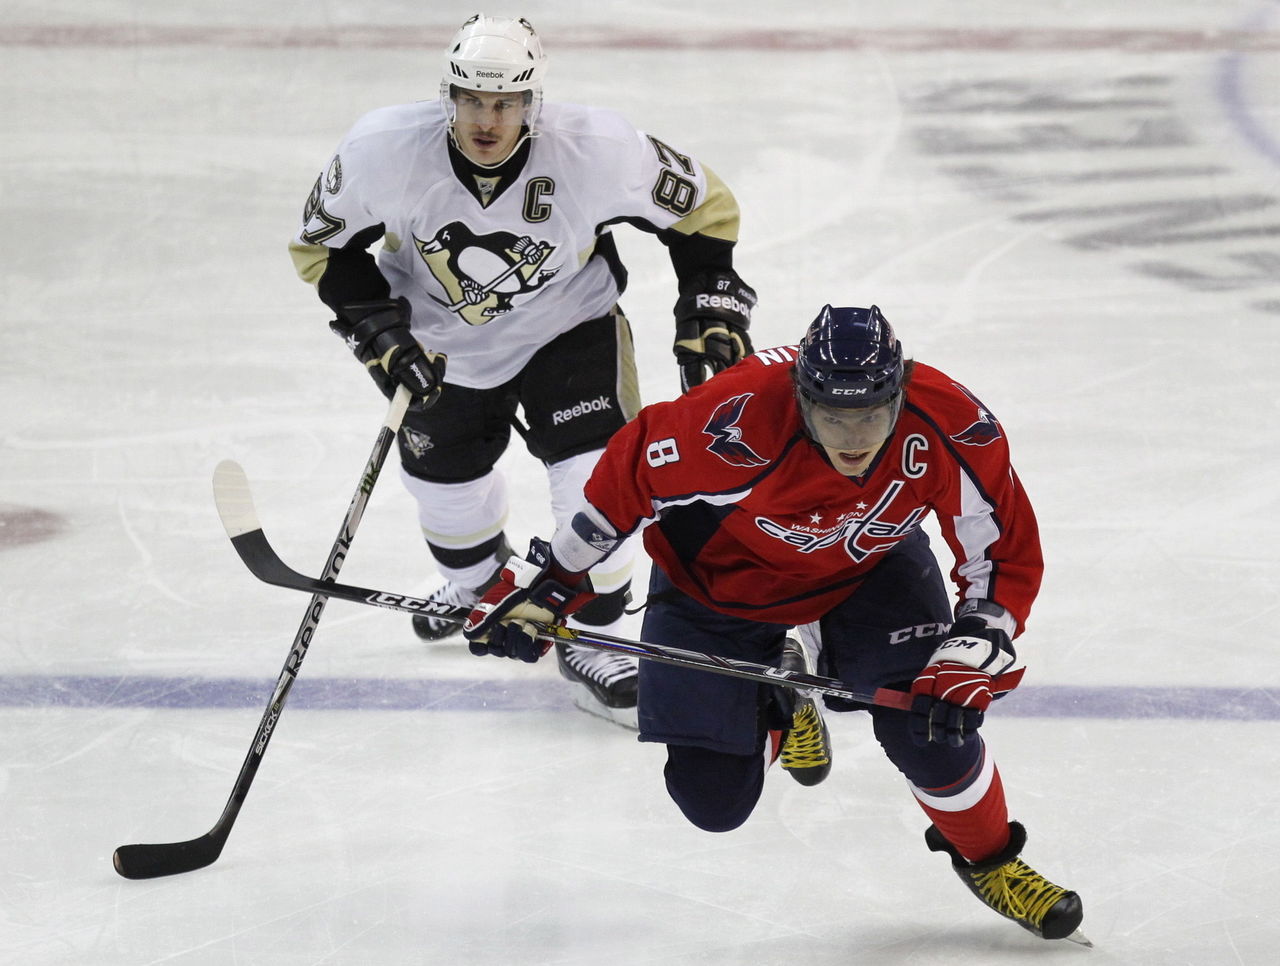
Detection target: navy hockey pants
<box><xmin>640</xmin><ymin>528</ymin><xmax>986</xmax><ymax>832</ymax></box>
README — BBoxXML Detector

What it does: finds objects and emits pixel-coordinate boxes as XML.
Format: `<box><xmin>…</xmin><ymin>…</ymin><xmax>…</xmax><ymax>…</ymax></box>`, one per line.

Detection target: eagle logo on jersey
<box><xmin>414</xmin><ymin>222</ymin><xmax>559</xmax><ymax>326</ymax></box>
<box><xmin>703</xmin><ymin>393</ymin><xmax>769</xmax><ymax>468</ymax></box>
<box><xmin>949</xmin><ymin>383</ymin><xmax>1003</xmax><ymax>447</ymax></box>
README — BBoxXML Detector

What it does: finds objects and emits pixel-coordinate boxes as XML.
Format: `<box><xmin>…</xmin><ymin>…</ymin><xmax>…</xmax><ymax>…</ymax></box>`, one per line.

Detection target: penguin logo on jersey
<box><xmin>703</xmin><ymin>393</ymin><xmax>769</xmax><ymax>468</ymax></box>
<box><xmin>949</xmin><ymin>383</ymin><xmax>1003</xmax><ymax>447</ymax></box>
<box><xmin>414</xmin><ymin>222</ymin><xmax>559</xmax><ymax>326</ymax></box>
<box><xmin>400</xmin><ymin>426</ymin><xmax>434</xmax><ymax>460</ymax></box>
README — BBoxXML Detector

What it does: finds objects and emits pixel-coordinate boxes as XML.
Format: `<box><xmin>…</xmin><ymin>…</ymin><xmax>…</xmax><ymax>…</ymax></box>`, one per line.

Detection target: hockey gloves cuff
<box><xmin>673</xmin><ymin>270</ymin><xmax>756</xmax><ymax>393</ymax></box>
<box><xmin>909</xmin><ymin>601</ymin><xmax>1019</xmax><ymax>748</ymax></box>
<box><xmin>331</xmin><ymin>297</ymin><xmax>447</xmax><ymax>406</ymax></box>
<box><xmin>463</xmin><ymin>538</ymin><xmax>597</xmax><ymax>662</ymax></box>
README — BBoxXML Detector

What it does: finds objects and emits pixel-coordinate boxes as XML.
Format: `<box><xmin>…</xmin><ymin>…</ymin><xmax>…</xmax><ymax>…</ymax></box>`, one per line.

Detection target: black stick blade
<box><xmin>112</xmin><ymin>834</ymin><xmax>225</xmax><ymax>879</ymax></box>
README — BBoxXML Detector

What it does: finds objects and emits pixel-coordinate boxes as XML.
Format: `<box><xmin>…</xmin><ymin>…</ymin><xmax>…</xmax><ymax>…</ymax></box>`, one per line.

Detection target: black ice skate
<box><xmin>555</xmin><ymin>642</ymin><xmax>638</xmax><ymax>729</ymax></box>
<box><xmin>926</xmin><ymin>821</ymin><xmax>1090</xmax><ymax>945</ymax></box>
<box><xmin>411</xmin><ymin>580</ymin><xmax>481</xmax><ymax>641</ymax></box>
<box><xmin>412</xmin><ymin>540</ymin><xmax>512</xmax><ymax>642</ymax></box>
<box><xmin>778</xmin><ymin>636</ymin><xmax>832</xmax><ymax>786</ymax></box>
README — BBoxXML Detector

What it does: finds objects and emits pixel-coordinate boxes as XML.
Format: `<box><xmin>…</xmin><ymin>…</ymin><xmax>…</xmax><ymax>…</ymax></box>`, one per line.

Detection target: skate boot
<box><xmin>926</xmin><ymin>821</ymin><xmax>1089</xmax><ymax>944</ymax></box>
<box><xmin>555</xmin><ymin>642</ymin><xmax>638</xmax><ymax>729</ymax></box>
<box><xmin>412</xmin><ymin>538</ymin><xmax>513</xmax><ymax>642</ymax></box>
<box><xmin>411</xmin><ymin>581</ymin><xmax>482</xmax><ymax>642</ymax></box>
<box><xmin>778</xmin><ymin>635</ymin><xmax>832</xmax><ymax>786</ymax></box>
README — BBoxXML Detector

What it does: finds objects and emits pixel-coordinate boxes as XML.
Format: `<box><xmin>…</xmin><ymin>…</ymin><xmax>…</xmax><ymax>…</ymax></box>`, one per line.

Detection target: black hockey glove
<box><xmin>673</xmin><ymin>270</ymin><xmax>756</xmax><ymax>393</ymax></box>
<box><xmin>330</xmin><ymin>297</ymin><xmax>447</xmax><ymax>406</ymax></box>
<box><xmin>462</xmin><ymin>538</ymin><xmax>597</xmax><ymax>662</ymax></box>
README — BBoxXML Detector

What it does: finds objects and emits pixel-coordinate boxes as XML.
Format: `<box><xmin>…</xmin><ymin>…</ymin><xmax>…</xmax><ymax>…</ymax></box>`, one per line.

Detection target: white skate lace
<box><xmin>420</xmin><ymin>581</ymin><xmax>480</xmax><ymax>626</ymax></box>
<box><xmin>561</xmin><ymin>643</ymin><xmax>637</xmax><ymax>685</ymax></box>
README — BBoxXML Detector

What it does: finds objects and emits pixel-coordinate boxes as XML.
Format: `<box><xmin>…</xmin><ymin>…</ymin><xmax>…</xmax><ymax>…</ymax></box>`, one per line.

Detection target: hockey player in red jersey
<box><xmin>464</xmin><ymin>303</ymin><xmax>1086</xmax><ymax>943</ymax></box>
<box><xmin>289</xmin><ymin>15</ymin><xmax>755</xmax><ymax>728</ymax></box>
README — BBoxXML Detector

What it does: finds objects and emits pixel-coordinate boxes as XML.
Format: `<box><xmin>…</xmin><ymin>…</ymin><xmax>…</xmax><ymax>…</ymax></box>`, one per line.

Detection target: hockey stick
<box><xmin>111</xmin><ymin>386</ymin><xmax>413</xmax><ymax>880</ymax></box>
<box><xmin>211</xmin><ymin>467</ymin><xmax>1023</xmax><ymax>710</ymax></box>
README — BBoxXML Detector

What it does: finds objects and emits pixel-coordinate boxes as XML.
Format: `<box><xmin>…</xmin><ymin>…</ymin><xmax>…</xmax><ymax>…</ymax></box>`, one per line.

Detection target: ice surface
<box><xmin>3</xmin><ymin>1</ymin><xmax>1279</xmax><ymax>963</ymax></box>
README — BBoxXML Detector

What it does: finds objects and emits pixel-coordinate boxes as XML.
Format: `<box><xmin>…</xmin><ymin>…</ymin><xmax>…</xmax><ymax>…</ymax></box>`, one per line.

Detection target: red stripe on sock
<box><xmin>917</xmin><ymin>765</ymin><xmax>1010</xmax><ymax>862</ymax></box>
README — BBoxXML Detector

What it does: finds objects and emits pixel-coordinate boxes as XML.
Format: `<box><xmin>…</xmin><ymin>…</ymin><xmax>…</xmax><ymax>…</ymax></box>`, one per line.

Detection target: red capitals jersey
<box><xmin>583</xmin><ymin>347</ymin><xmax>1043</xmax><ymax>631</ymax></box>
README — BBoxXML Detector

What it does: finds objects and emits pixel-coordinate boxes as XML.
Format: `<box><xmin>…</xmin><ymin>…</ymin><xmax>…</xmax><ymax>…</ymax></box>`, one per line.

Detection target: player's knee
<box><xmin>663</xmin><ymin>744</ymin><xmax>763</xmax><ymax>832</ymax></box>
<box><xmin>871</xmin><ymin>705</ymin><xmax>983</xmax><ymax>787</ymax></box>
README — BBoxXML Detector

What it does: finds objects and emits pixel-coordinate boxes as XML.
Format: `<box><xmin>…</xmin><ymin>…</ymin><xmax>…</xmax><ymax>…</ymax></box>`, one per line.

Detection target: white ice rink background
<box><xmin>3</xmin><ymin>1</ymin><xmax>1280</xmax><ymax>963</ymax></box>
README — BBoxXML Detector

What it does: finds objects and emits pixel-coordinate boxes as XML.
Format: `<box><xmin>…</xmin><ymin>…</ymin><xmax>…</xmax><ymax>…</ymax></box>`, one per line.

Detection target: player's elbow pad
<box><xmin>551</xmin><ymin>505</ymin><xmax>623</xmax><ymax>574</ymax></box>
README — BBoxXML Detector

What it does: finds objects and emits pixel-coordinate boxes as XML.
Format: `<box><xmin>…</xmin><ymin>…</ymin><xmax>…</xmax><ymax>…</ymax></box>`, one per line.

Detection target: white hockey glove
<box><xmin>909</xmin><ymin>600</ymin><xmax>1018</xmax><ymax>748</ymax></box>
<box><xmin>463</xmin><ymin>538</ymin><xmax>597</xmax><ymax>663</ymax></box>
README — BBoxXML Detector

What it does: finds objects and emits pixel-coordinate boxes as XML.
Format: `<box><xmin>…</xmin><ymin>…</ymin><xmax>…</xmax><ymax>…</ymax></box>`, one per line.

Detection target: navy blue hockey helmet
<box><xmin>794</xmin><ymin>304</ymin><xmax>905</xmax><ymax>450</ymax></box>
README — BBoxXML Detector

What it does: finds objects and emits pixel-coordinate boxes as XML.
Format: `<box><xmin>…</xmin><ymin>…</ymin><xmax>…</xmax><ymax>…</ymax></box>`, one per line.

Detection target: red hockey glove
<box><xmin>909</xmin><ymin>601</ymin><xmax>1018</xmax><ymax>748</ymax></box>
<box><xmin>462</xmin><ymin>538</ymin><xmax>597</xmax><ymax>663</ymax></box>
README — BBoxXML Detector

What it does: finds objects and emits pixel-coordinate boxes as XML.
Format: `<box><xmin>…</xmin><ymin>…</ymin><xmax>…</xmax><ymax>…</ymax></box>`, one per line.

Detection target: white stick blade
<box><xmin>212</xmin><ymin>459</ymin><xmax>261</xmax><ymax>538</ymax></box>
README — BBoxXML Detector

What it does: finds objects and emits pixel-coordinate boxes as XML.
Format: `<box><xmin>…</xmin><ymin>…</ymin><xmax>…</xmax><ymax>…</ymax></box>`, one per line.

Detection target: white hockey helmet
<box><xmin>440</xmin><ymin>15</ymin><xmax>548</xmax><ymax>127</ymax></box>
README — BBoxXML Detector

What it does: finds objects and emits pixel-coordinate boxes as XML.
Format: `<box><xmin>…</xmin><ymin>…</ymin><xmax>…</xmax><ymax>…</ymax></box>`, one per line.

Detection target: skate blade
<box><xmin>412</xmin><ymin>620</ymin><xmax>464</xmax><ymax>643</ymax></box>
<box><xmin>1062</xmin><ymin>928</ymin><xmax>1093</xmax><ymax>947</ymax></box>
<box><xmin>565</xmin><ymin>682</ymin><xmax>638</xmax><ymax>731</ymax></box>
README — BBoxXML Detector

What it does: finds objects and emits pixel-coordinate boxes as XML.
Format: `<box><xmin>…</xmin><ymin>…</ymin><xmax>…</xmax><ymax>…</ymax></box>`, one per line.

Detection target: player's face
<box><xmin>801</xmin><ymin>396</ymin><xmax>900</xmax><ymax>477</ymax></box>
<box><xmin>450</xmin><ymin>90</ymin><xmax>528</xmax><ymax>165</ymax></box>
<box><xmin>820</xmin><ymin>439</ymin><xmax>887</xmax><ymax>477</ymax></box>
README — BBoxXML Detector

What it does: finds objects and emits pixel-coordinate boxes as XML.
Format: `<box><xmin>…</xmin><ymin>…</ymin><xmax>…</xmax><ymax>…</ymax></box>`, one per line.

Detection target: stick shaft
<box><xmin>211</xmin><ymin>387</ymin><xmax>411</xmax><ymax>831</ymax></box>
<box><xmin>112</xmin><ymin>387</ymin><xmax>410</xmax><ymax>879</ymax></box>
<box><xmin>214</xmin><ymin>499</ymin><xmax>955</xmax><ymax>710</ymax></box>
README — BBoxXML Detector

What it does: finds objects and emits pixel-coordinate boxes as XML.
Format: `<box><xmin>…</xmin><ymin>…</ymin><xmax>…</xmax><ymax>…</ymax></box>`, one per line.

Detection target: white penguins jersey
<box><xmin>290</xmin><ymin>100</ymin><xmax>741</xmax><ymax>389</ymax></box>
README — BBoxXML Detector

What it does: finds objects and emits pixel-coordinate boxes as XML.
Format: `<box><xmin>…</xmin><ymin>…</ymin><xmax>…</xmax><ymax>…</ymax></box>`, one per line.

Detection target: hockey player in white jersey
<box><xmin>289</xmin><ymin>14</ymin><xmax>756</xmax><ymax>727</ymax></box>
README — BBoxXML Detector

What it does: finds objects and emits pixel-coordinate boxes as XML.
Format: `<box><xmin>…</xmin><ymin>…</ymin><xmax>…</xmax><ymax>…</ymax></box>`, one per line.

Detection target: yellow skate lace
<box><xmin>781</xmin><ymin>701</ymin><xmax>830</xmax><ymax>770</ymax></box>
<box><xmin>971</xmin><ymin>858</ymin><xmax>1067</xmax><ymax>929</ymax></box>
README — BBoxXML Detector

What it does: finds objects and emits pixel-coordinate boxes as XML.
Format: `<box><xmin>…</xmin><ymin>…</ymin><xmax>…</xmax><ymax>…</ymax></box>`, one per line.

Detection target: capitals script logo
<box><xmin>756</xmin><ymin>480</ymin><xmax>927</xmax><ymax>563</ymax></box>
<box><xmin>703</xmin><ymin>393</ymin><xmax>769</xmax><ymax>468</ymax></box>
<box><xmin>950</xmin><ymin>383</ymin><xmax>1003</xmax><ymax>446</ymax></box>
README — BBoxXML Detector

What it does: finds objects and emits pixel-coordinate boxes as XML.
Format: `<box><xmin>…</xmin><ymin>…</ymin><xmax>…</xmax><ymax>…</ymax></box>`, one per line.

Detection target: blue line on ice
<box><xmin>3</xmin><ymin>675</ymin><xmax>1278</xmax><ymax>719</ymax></box>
